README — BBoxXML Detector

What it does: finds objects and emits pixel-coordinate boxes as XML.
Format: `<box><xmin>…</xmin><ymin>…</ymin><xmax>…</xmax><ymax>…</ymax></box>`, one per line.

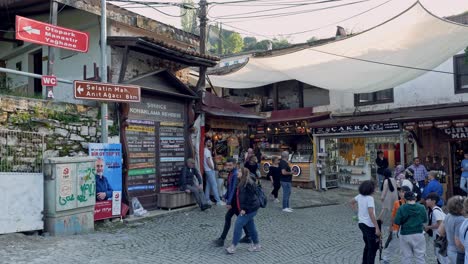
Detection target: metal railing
<box><xmin>0</xmin><ymin>130</ymin><xmax>45</xmax><ymax>173</ymax></box>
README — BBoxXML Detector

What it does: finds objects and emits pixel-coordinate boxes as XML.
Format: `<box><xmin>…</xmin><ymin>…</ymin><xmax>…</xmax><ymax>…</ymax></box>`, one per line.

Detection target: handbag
<box><xmin>433</xmin><ymin>234</ymin><xmax>448</xmax><ymax>257</ymax></box>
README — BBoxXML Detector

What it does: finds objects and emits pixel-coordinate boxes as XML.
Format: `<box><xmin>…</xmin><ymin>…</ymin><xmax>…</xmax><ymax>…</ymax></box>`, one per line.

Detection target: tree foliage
<box><xmin>224</xmin><ymin>32</ymin><xmax>244</xmax><ymax>54</ymax></box>
<box><xmin>180</xmin><ymin>0</ymin><xmax>197</xmax><ymax>34</ymax></box>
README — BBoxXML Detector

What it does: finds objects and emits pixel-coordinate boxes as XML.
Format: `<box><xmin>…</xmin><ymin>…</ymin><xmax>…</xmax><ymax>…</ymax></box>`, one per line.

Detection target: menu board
<box><xmin>159</xmin><ymin>122</ymin><xmax>185</xmax><ymax>192</ymax></box>
<box><xmin>126</xmin><ymin>119</ymin><xmax>157</xmax><ymax>194</ymax></box>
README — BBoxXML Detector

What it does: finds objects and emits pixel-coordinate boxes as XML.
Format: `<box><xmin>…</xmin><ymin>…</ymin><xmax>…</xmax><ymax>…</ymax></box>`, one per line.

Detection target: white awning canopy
<box><xmin>209</xmin><ymin>2</ymin><xmax>468</xmax><ymax>93</ymax></box>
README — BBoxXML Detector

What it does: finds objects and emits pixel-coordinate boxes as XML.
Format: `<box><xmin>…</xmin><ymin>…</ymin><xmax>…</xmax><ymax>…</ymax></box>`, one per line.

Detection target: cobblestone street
<box><xmin>0</xmin><ymin>187</ymin><xmax>437</xmax><ymax>264</ymax></box>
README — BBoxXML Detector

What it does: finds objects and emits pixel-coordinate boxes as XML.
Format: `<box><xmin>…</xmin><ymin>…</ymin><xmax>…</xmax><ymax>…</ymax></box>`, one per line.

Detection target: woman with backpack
<box><xmin>226</xmin><ymin>167</ymin><xmax>262</xmax><ymax>254</ymax></box>
<box><xmin>349</xmin><ymin>180</ymin><xmax>381</xmax><ymax>264</ymax></box>
<box><xmin>439</xmin><ymin>196</ymin><xmax>465</xmax><ymax>264</ymax></box>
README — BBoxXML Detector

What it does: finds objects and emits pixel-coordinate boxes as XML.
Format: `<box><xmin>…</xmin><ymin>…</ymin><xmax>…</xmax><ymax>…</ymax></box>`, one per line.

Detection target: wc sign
<box><xmin>41</xmin><ymin>75</ymin><xmax>57</xmax><ymax>86</ymax></box>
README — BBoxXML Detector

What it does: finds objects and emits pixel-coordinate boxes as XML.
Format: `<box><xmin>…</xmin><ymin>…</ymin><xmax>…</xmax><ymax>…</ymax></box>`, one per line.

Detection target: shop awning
<box><xmin>202</xmin><ymin>91</ymin><xmax>264</xmax><ymax>120</ymax></box>
<box><xmin>208</xmin><ymin>2</ymin><xmax>468</xmax><ymax>93</ymax></box>
<box><xmin>265</xmin><ymin>107</ymin><xmax>330</xmax><ymax>123</ymax></box>
<box><xmin>108</xmin><ymin>36</ymin><xmax>219</xmax><ymax>67</ymax></box>
<box><xmin>309</xmin><ymin>103</ymin><xmax>468</xmax><ymax>128</ymax></box>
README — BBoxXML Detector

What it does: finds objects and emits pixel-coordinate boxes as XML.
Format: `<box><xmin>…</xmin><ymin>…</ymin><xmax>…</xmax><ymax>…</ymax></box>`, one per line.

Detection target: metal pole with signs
<box><xmin>100</xmin><ymin>0</ymin><xmax>108</xmax><ymax>143</ymax></box>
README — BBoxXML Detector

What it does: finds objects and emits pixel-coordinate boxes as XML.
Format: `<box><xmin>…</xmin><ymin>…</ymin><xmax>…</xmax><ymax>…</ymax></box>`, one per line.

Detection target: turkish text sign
<box><xmin>74</xmin><ymin>80</ymin><xmax>141</xmax><ymax>103</ymax></box>
<box><xmin>16</xmin><ymin>15</ymin><xmax>89</xmax><ymax>52</ymax></box>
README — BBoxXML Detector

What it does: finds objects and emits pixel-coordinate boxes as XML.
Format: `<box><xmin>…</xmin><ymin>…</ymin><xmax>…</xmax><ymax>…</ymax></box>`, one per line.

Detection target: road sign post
<box><xmin>73</xmin><ymin>81</ymin><xmax>141</xmax><ymax>103</ymax></box>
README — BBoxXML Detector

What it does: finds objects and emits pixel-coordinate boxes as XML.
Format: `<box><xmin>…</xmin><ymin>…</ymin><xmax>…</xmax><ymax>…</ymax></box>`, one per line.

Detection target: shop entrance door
<box><xmin>450</xmin><ymin>141</ymin><xmax>468</xmax><ymax>196</ymax></box>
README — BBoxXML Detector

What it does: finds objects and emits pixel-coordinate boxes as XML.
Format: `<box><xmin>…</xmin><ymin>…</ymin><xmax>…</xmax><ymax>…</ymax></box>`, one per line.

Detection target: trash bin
<box><xmin>43</xmin><ymin>157</ymin><xmax>96</xmax><ymax>236</ymax></box>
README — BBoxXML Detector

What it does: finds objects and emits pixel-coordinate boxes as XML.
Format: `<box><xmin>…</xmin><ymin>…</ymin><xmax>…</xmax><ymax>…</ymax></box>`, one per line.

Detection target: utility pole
<box><xmin>46</xmin><ymin>0</ymin><xmax>58</xmax><ymax>100</ymax></box>
<box><xmin>100</xmin><ymin>0</ymin><xmax>108</xmax><ymax>143</ymax></box>
<box><xmin>196</xmin><ymin>0</ymin><xmax>207</xmax><ymax>92</ymax></box>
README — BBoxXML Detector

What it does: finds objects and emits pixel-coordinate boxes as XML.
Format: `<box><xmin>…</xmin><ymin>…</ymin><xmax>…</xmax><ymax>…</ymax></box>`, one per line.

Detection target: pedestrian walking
<box><xmin>226</xmin><ymin>167</ymin><xmax>262</xmax><ymax>254</ymax></box>
<box><xmin>438</xmin><ymin>196</ymin><xmax>465</xmax><ymax>264</ymax></box>
<box><xmin>424</xmin><ymin>192</ymin><xmax>447</xmax><ymax>264</ymax></box>
<box><xmin>422</xmin><ymin>171</ymin><xmax>444</xmax><ymax>207</ymax></box>
<box><xmin>460</xmin><ymin>152</ymin><xmax>468</xmax><ymax>194</ymax></box>
<box><xmin>179</xmin><ymin>158</ymin><xmax>211</xmax><ymax>211</ymax></box>
<box><xmin>408</xmin><ymin>157</ymin><xmax>428</xmax><ymax>190</ymax></box>
<box><xmin>376</xmin><ymin>151</ymin><xmax>389</xmax><ymax>190</ymax></box>
<box><xmin>395</xmin><ymin>165</ymin><xmax>406</xmax><ymax>188</ymax></box>
<box><xmin>268</xmin><ymin>156</ymin><xmax>281</xmax><ymax>203</ymax></box>
<box><xmin>458</xmin><ymin>198</ymin><xmax>468</xmax><ymax>264</ymax></box>
<box><xmin>382</xmin><ymin>185</ymin><xmax>411</xmax><ymax>264</ymax></box>
<box><xmin>214</xmin><ymin>159</ymin><xmax>250</xmax><ymax>247</ymax></box>
<box><xmin>394</xmin><ymin>191</ymin><xmax>427</xmax><ymax>264</ymax></box>
<box><xmin>204</xmin><ymin>139</ymin><xmax>225</xmax><ymax>206</ymax></box>
<box><xmin>378</xmin><ymin>169</ymin><xmax>398</xmax><ymax>228</ymax></box>
<box><xmin>244</xmin><ymin>156</ymin><xmax>260</xmax><ymax>178</ymax></box>
<box><xmin>279</xmin><ymin>151</ymin><xmax>293</xmax><ymax>213</ymax></box>
<box><xmin>349</xmin><ymin>180</ymin><xmax>381</xmax><ymax>264</ymax></box>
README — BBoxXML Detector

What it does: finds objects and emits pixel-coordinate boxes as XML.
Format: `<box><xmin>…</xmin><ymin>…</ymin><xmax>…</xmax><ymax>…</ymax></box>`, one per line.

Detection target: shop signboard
<box><xmin>403</xmin><ymin>122</ymin><xmax>417</xmax><ymax>130</ymax></box>
<box><xmin>314</xmin><ymin>122</ymin><xmax>399</xmax><ymax>134</ymax></box>
<box><xmin>74</xmin><ymin>81</ymin><xmax>140</xmax><ymax>103</ymax></box>
<box><xmin>89</xmin><ymin>143</ymin><xmax>123</xmax><ymax>221</ymax></box>
<box><xmin>442</xmin><ymin>127</ymin><xmax>468</xmax><ymax>139</ymax></box>
<box><xmin>452</xmin><ymin>119</ymin><xmax>468</xmax><ymax>128</ymax></box>
<box><xmin>159</xmin><ymin>122</ymin><xmax>186</xmax><ymax>192</ymax></box>
<box><xmin>418</xmin><ymin>121</ymin><xmax>433</xmax><ymax>129</ymax></box>
<box><xmin>434</xmin><ymin>121</ymin><xmax>452</xmax><ymax>129</ymax></box>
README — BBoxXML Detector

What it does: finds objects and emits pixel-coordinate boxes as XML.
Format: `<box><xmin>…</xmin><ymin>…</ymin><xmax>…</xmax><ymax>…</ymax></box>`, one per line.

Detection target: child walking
<box><xmin>350</xmin><ymin>180</ymin><xmax>381</xmax><ymax>264</ymax></box>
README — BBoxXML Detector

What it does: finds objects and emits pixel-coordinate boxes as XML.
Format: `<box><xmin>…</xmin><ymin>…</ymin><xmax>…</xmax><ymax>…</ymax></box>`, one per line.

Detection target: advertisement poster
<box><xmin>89</xmin><ymin>143</ymin><xmax>122</xmax><ymax>221</ymax></box>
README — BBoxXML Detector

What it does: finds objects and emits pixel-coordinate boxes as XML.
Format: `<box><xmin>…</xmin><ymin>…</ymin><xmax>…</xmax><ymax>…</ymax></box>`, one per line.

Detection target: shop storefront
<box><xmin>257</xmin><ymin>108</ymin><xmax>329</xmax><ymax>189</ymax></box>
<box><xmin>312</xmin><ymin>122</ymin><xmax>406</xmax><ymax>190</ymax></box>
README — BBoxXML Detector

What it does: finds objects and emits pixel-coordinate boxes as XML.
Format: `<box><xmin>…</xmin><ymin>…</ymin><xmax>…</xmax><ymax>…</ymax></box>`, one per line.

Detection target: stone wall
<box><xmin>0</xmin><ymin>96</ymin><xmax>101</xmax><ymax>159</ymax></box>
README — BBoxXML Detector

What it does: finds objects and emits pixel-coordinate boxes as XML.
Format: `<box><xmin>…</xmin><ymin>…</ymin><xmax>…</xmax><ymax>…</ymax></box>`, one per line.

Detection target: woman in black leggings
<box><xmin>268</xmin><ymin>156</ymin><xmax>281</xmax><ymax>203</ymax></box>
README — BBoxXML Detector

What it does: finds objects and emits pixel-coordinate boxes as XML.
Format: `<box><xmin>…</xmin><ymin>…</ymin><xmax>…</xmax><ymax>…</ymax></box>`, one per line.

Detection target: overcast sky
<box><xmin>112</xmin><ymin>0</ymin><xmax>468</xmax><ymax>43</ymax></box>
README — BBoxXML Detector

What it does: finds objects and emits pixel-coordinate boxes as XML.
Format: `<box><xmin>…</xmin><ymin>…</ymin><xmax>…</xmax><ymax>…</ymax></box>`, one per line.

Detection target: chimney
<box><xmin>335</xmin><ymin>26</ymin><xmax>347</xmax><ymax>40</ymax></box>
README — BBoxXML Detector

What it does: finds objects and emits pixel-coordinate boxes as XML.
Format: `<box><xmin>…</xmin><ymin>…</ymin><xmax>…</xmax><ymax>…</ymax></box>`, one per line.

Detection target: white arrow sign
<box><xmin>77</xmin><ymin>85</ymin><xmax>84</xmax><ymax>95</ymax></box>
<box><xmin>23</xmin><ymin>26</ymin><xmax>40</xmax><ymax>35</ymax></box>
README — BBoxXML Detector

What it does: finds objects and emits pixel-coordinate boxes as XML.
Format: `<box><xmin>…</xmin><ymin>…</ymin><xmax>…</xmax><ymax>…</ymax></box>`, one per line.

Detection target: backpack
<box><xmin>409</xmin><ymin>178</ymin><xmax>422</xmax><ymax>199</ymax></box>
<box><xmin>256</xmin><ymin>183</ymin><xmax>267</xmax><ymax>208</ymax></box>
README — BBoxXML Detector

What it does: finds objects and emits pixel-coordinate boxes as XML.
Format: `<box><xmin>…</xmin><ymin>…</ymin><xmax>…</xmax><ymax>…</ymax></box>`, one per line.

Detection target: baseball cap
<box><xmin>404</xmin><ymin>191</ymin><xmax>417</xmax><ymax>201</ymax></box>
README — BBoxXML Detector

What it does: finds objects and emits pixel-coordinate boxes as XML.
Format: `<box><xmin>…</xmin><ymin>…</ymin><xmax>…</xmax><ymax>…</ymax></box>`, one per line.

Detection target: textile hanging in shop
<box><xmin>208</xmin><ymin>2</ymin><xmax>468</xmax><ymax>92</ymax></box>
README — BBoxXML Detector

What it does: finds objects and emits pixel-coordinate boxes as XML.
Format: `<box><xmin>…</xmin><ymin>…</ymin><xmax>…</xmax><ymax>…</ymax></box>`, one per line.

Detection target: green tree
<box><xmin>224</xmin><ymin>32</ymin><xmax>244</xmax><ymax>54</ymax></box>
<box><xmin>180</xmin><ymin>0</ymin><xmax>197</xmax><ymax>34</ymax></box>
<box><xmin>271</xmin><ymin>37</ymin><xmax>290</xmax><ymax>49</ymax></box>
<box><xmin>307</xmin><ymin>37</ymin><xmax>317</xmax><ymax>44</ymax></box>
<box><xmin>243</xmin><ymin>37</ymin><xmax>257</xmax><ymax>49</ymax></box>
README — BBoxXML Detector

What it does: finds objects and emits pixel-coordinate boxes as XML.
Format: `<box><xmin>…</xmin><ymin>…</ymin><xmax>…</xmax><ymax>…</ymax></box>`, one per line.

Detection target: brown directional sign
<box><xmin>73</xmin><ymin>80</ymin><xmax>141</xmax><ymax>102</ymax></box>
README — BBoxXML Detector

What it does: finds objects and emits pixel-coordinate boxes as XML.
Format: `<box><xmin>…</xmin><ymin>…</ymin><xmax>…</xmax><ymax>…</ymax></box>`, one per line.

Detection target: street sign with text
<box><xmin>41</xmin><ymin>75</ymin><xmax>57</xmax><ymax>86</ymax></box>
<box><xmin>16</xmin><ymin>16</ymin><xmax>89</xmax><ymax>53</ymax></box>
<box><xmin>74</xmin><ymin>81</ymin><xmax>141</xmax><ymax>103</ymax></box>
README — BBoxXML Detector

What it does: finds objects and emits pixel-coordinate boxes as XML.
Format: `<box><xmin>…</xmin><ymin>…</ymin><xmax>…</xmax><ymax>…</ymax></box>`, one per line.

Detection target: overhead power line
<box><xmin>209</xmin><ymin>0</ymin><xmax>371</xmax><ymax>21</ymax></box>
<box><xmin>209</xmin><ymin>0</ymin><xmax>347</xmax><ymax>19</ymax></box>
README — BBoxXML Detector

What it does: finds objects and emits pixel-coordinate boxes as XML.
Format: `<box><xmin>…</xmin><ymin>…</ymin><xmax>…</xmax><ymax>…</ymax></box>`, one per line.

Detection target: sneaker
<box><xmin>225</xmin><ymin>245</ymin><xmax>236</xmax><ymax>254</ymax></box>
<box><xmin>217</xmin><ymin>201</ymin><xmax>226</xmax><ymax>206</ymax></box>
<box><xmin>274</xmin><ymin>199</ymin><xmax>280</xmax><ymax>203</ymax></box>
<box><xmin>288</xmin><ymin>207</ymin><xmax>294</xmax><ymax>211</ymax></box>
<box><xmin>248</xmin><ymin>244</ymin><xmax>262</xmax><ymax>252</ymax></box>
<box><xmin>282</xmin><ymin>208</ymin><xmax>293</xmax><ymax>213</ymax></box>
<box><xmin>214</xmin><ymin>238</ymin><xmax>225</xmax><ymax>247</ymax></box>
<box><xmin>239</xmin><ymin>236</ymin><xmax>252</xmax><ymax>244</ymax></box>
<box><xmin>269</xmin><ymin>194</ymin><xmax>275</xmax><ymax>200</ymax></box>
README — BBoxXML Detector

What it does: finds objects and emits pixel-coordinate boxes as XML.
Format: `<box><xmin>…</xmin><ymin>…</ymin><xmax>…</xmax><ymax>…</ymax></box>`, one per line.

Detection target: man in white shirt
<box><xmin>424</xmin><ymin>192</ymin><xmax>447</xmax><ymax>264</ymax></box>
<box><xmin>204</xmin><ymin>139</ymin><xmax>225</xmax><ymax>205</ymax></box>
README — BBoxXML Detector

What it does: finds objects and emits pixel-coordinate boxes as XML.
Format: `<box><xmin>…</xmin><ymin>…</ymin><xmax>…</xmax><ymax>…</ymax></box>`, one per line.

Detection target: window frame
<box><xmin>453</xmin><ymin>54</ymin><xmax>468</xmax><ymax>94</ymax></box>
<box><xmin>354</xmin><ymin>88</ymin><xmax>394</xmax><ymax>106</ymax></box>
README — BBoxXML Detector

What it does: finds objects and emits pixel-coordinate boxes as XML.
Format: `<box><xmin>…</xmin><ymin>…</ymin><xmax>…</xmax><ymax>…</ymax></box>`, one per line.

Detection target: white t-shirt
<box><xmin>430</xmin><ymin>206</ymin><xmax>445</xmax><ymax>239</ymax></box>
<box><xmin>204</xmin><ymin>148</ymin><xmax>214</xmax><ymax>172</ymax></box>
<box><xmin>401</xmin><ymin>179</ymin><xmax>413</xmax><ymax>191</ymax></box>
<box><xmin>355</xmin><ymin>194</ymin><xmax>375</xmax><ymax>227</ymax></box>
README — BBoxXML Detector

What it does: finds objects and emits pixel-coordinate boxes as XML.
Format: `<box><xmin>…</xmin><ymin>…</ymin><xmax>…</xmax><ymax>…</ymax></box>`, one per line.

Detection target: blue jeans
<box><xmin>377</xmin><ymin>174</ymin><xmax>384</xmax><ymax>190</ymax></box>
<box><xmin>460</xmin><ymin>177</ymin><xmax>468</xmax><ymax>194</ymax></box>
<box><xmin>281</xmin><ymin>181</ymin><xmax>291</xmax><ymax>209</ymax></box>
<box><xmin>232</xmin><ymin>211</ymin><xmax>259</xmax><ymax>246</ymax></box>
<box><xmin>418</xmin><ymin>180</ymin><xmax>425</xmax><ymax>189</ymax></box>
<box><xmin>204</xmin><ymin>170</ymin><xmax>221</xmax><ymax>203</ymax></box>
